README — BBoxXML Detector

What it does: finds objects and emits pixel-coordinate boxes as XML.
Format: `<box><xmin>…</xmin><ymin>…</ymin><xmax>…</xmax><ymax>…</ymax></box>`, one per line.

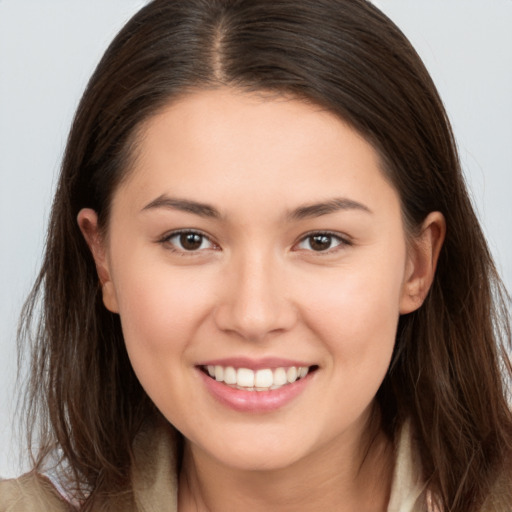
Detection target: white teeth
<box><xmin>273</xmin><ymin>367</ymin><xmax>287</xmax><ymax>386</ymax></box>
<box><xmin>286</xmin><ymin>366</ymin><xmax>298</xmax><ymax>383</ymax></box>
<box><xmin>254</xmin><ymin>369</ymin><xmax>273</xmax><ymax>388</ymax></box>
<box><xmin>223</xmin><ymin>366</ymin><xmax>237</xmax><ymax>385</ymax></box>
<box><xmin>214</xmin><ymin>365</ymin><xmax>224</xmax><ymax>381</ymax></box>
<box><xmin>205</xmin><ymin>365</ymin><xmax>312</xmax><ymax>391</ymax></box>
<box><xmin>237</xmin><ymin>368</ymin><xmax>255</xmax><ymax>387</ymax></box>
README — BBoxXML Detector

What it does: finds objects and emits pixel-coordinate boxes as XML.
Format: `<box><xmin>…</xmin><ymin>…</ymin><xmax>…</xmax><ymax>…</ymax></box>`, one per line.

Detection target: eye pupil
<box><xmin>310</xmin><ymin>235</ymin><xmax>332</xmax><ymax>251</ymax></box>
<box><xmin>180</xmin><ymin>233</ymin><xmax>203</xmax><ymax>250</ymax></box>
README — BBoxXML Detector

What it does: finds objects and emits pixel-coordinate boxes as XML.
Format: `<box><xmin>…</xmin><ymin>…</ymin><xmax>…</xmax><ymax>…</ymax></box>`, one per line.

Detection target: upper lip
<box><xmin>196</xmin><ymin>357</ymin><xmax>314</xmax><ymax>370</ymax></box>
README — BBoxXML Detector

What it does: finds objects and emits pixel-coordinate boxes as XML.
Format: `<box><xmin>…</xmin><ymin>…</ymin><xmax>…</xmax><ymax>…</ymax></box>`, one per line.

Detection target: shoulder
<box><xmin>0</xmin><ymin>421</ymin><xmax>177</xmax><ymax>512</ymax></box>
<box><xmin>0</xmin><ymin>472</ymin><xmax>73</xmax><ymax>512</ymax></box>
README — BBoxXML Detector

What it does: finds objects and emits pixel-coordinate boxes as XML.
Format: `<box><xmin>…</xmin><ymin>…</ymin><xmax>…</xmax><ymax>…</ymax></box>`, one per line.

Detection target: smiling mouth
<box><xmin>200</xmin><ymin>365</ymin><xmax>318</xmax><ymax>392</ymax></box>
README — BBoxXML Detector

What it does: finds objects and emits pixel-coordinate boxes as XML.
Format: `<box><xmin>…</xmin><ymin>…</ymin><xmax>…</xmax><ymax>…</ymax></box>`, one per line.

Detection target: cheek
<box><xmin>296</xmin><ymin>262</ymin><xmax>404</xmax><ymax>427</ymax></box>
<box><xmin>111</xmin><ymin>260</ymin><xmax>216</xmax><ymax>369</ymax></box>
<box><xmin>110</xmin><ymin>261</ymin><xmax>221</xmax><ymax>422</ymax></box>
<box><xmin>298</xmin><ymin>248</ymin><xmax>406</xmax><ymax>366</ymax></box>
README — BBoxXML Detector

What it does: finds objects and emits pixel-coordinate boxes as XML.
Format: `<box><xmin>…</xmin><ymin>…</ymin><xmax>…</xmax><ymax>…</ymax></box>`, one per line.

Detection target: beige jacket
<box><xmin>0</xmin><ymin>422</ymin><xmax>503</xmax><ymax>512</ymax></box>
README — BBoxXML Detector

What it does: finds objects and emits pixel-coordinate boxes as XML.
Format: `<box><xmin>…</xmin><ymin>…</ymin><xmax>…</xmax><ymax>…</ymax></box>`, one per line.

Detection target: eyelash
<box><xmin>158</xmin><ymin>230</ymin><xmax>352</xmax><ymax>255</ymax></box>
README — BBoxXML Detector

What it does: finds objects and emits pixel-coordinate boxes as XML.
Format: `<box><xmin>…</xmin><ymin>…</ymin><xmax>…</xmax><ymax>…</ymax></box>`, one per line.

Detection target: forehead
<box><xmin>114</xmin><ymin>88</ymin><xmax>399</xmax><ymax>218</ymax></box>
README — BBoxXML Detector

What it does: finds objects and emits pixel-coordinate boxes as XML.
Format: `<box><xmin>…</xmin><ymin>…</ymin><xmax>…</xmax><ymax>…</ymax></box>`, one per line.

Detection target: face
<box><xmin>80</xmin><ymin>88</ymin><xmax>437</xmax><ymax>473</ymax></box>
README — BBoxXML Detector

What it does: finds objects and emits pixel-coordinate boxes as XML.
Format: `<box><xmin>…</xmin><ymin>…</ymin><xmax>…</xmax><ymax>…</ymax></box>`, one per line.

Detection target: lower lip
<box><xmin>198</xmin><ymin>369</ymin><xmax>313</xmax><ymax>413</ymax></box>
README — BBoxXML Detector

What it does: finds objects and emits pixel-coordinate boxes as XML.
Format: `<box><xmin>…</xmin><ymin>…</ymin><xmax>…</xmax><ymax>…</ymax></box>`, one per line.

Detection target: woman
<box><xmin>1</xmin><ymin>0</ymin><xmax>511</xmax><ymax>510</ymax></box>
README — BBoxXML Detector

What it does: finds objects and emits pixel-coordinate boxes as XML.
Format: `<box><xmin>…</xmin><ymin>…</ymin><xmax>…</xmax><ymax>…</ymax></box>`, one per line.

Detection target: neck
<box><xmin>178</xmin><ymin>411</ymin><xmax>394</xmax><ymax>512</ymax></box>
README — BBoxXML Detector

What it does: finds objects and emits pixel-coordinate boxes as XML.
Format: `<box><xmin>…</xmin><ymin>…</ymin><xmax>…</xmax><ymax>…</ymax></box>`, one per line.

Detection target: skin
<box><xmin>79</xmin><ymin>88</ymin><xmax>445</xmax><ymax>511</ymax></box>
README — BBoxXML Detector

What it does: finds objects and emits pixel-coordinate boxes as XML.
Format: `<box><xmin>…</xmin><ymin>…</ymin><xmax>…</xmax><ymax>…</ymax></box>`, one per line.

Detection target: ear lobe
<box><xmin>77</xmin><ymin>208</ymin><xmax>119</xmax><ymax>313</ymax></box>
<box><xmin>399</xmin><ymin>211</ymin><xmax>446</xmax><ymax>314</ymax></box>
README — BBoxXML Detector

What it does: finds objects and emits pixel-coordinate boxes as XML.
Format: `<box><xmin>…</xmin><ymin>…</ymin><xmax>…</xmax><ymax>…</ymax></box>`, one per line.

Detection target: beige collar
<box><xmin>387</xmin><ymin>420</ymin><xmax>430</xmax><ymax>511</ymax></box>
<box><xmin>130</xmin><ymin>421</ymin><xmax>179</xmax><ymax>512</ymax></box>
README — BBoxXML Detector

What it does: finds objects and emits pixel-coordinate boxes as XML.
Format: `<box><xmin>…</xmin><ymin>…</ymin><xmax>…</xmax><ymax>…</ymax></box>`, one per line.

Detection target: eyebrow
<box><xmin>287</xmin><ymin>198</ymin><xmax>372</xmax><ymax>220</ymax></box>
<box><xmin>141</xmin><ymin>195</ymin><xmax>372</xmax><ymax>221</ymax></box>
<box><xmin>141</xmin><ymin>195</ymin><xmax>221</xmax><ymax>218</ymax></box>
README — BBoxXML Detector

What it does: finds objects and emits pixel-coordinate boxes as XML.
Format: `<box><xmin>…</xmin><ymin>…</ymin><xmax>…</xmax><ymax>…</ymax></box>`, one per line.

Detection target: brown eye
<box><xmin>309</xmin><ymin>235</ymin><xmax>333</xmax><ymax>251</ymax></box>
<box><xmin>296</xmin><ymin>232</ymin><xmax>347</xmax><ymax>253</ymax></box>
<box><xmin>163</xmin><ymin>231</ymin><xmax>215</xmax><ymax>252</ymax></box>
<box><xmin>180</xmin><ymin>232</ymin><xmax>204</xmax><ymax>251</ymax></box>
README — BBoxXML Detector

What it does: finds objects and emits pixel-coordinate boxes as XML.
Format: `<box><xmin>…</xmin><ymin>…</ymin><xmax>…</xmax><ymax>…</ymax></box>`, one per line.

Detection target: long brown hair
<box><xmin>19</xmin><ymin>0</ymin><xmax>512</xmax><ymax>509</ymax></box>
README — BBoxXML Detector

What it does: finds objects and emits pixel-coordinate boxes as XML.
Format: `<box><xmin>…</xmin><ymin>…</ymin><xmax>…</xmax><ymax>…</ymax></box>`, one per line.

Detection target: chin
<box><xmin>187</xmin><ymin>423</ymin><xmax>322</xmax><ymax>473</ymax></box>
<box><xmin>210</xmin><ymin>445</ymin><xmax>306</xmax><ymax>473</ymax></box>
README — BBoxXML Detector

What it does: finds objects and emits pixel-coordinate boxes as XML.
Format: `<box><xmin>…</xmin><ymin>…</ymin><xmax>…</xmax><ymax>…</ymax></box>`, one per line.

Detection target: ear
<box><xmin>77</xmin><ymin>208</ymin><xmax>119</xmax><ymax>313</ymax></box>
<box><xmin>399</xmin><ymin>211</ymin><xmax>446</xmax><ymax>314</ymax></box>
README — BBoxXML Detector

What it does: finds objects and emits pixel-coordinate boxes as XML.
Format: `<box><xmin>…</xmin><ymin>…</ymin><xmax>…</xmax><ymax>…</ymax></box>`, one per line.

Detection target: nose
<box><xmin>213</xmin><ymin>251</ymin><xmax>297</xmax><ymax>342</ymax></box>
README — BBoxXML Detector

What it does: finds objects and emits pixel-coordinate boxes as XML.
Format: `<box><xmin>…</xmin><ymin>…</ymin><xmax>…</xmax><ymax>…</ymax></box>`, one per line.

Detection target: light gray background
<box><xmin>1</xmin><ymin>1</ymin><xmax>511</xmax><ymax>478</ymax></box>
